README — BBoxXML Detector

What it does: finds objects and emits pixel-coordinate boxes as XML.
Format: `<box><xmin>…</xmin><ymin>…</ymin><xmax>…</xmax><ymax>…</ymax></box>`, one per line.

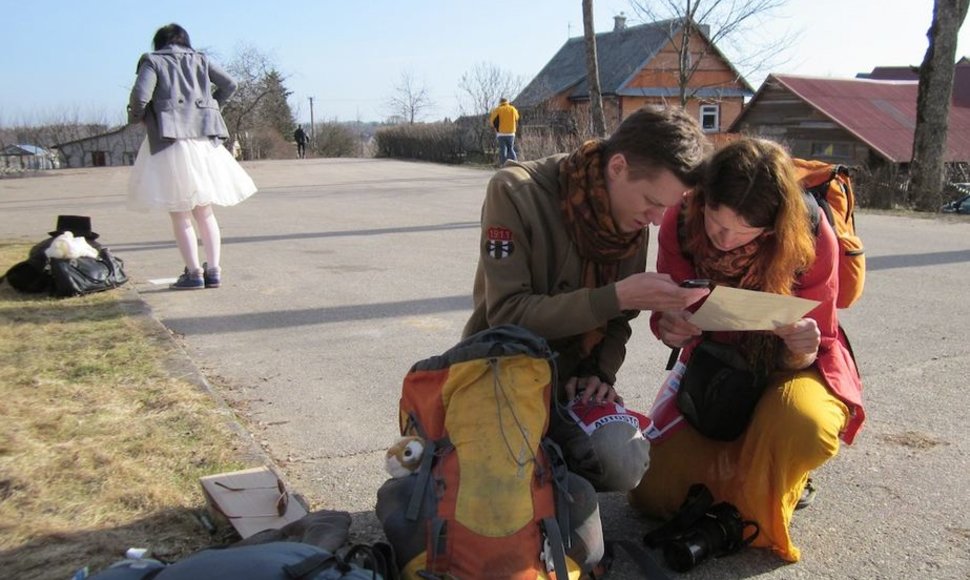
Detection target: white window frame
<box><xmin>700</xmin><ymin>104</ymin><xmax>720</xmax><ymax>133</ymax></box>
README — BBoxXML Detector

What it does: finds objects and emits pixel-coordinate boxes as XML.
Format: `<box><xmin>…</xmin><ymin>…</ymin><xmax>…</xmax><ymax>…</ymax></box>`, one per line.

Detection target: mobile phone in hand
<box><xmin>680</xmin><ymin>278</ymin><xmax>711</xmax><ymax>288</ymax></box>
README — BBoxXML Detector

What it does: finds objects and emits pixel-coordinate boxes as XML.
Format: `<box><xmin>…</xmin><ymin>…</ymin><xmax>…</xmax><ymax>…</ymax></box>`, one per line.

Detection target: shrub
<box><xmin>375</xmin><ymin>123</ymin><xmax>466</xmax><ymax>164</ymax></box>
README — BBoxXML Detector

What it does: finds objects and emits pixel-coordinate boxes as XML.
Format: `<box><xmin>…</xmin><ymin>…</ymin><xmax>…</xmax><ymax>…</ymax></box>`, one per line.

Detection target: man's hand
<box><xmin>656</xmin><ymin>310</ymin><xmax>704</xmax><ymax>348</ymax></box>
<box><xmin>615</xmin><ymin>272</ymin><xmax>710</xmax><ymax>312</ymax></box>
<box><xmin>564</xmin><ymin>375</ymin><xmax>622</xmax><ymax>405</ymax></box>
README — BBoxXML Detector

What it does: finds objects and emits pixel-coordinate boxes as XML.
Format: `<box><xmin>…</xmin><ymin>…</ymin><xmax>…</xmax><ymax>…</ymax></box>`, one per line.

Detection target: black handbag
<box><xmin>677</xmin><ymin>340</ymin><xmax>767</xmax><ymax>441</ymax></box>
<box><xmin>48</xmin><ymin>248</ymin><xmax>128</xmax><ymax>297</ymax></box>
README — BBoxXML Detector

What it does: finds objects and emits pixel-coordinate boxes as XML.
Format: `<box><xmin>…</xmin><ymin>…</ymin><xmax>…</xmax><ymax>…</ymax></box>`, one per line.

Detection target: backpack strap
<box><xmin>541</xmin><ymin>438</ymin><xmax>572</xmax><ymax>550</ymax></box>
<box><xmin>427</xmin><ymin>517</ymin><xmax>449</xmax><ymax>572</ymax></box>
<box><xmin>405</xmin><ymin>435</ymin><xmax>444</xmax><ymax>522</ymax></box>
<box><xmin>540</xmin><ymin>517</ymin><xmax>570</xmax><ymax>580</ymax></box>
<box><xmin>803</xmin><ymin>191</ymin><xmax>822</xmax><ymax>236</ymax></box>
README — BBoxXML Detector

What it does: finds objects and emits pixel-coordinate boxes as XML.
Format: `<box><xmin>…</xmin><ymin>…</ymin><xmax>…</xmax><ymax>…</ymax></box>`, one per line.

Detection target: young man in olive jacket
<box><xmin>463</xmin><ymin>106</ymin><xmax>711</xmax><ymax>492</ymax></box>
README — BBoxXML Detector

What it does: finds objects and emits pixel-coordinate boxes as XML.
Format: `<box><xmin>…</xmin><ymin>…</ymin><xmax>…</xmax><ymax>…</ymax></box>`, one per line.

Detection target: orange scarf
<box><xmin>559</xmin><ymin>140</ymin><xmax>644</xmax><ymax>358</ymax></box>
<box><xmin>680</xmin><ymin>203</ymin><xmax>781</xmax><ymax>373</ymax></box>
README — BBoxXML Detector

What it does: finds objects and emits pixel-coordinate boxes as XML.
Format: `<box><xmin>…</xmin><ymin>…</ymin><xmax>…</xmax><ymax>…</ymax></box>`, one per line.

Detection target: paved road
<box><xmin>2</xmin><ymin>159</ymin><xmax>969</xmax><ymax>579</ymax></box>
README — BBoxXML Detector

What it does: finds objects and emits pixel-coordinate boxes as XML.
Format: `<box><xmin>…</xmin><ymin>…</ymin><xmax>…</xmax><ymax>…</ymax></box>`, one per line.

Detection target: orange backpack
<box><xmin>793</xmin><ymin>158</ymin><xmax>866</xmax><ymax>309</ymax></box>
<box><xmin>376</xmin><ymin>325</ymin><xmax>584</xmax><ymax>580</ymax></box>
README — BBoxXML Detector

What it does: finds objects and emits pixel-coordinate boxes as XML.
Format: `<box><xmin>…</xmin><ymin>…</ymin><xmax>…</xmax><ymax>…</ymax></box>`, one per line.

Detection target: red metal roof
<box><xmin>769</xmin><ymin>74</ymin><xmax>970</xmax><ymax>163</ymax></box>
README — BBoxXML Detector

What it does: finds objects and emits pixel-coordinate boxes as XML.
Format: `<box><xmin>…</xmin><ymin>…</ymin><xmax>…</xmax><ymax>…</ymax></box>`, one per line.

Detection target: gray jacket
<box><xmin>127</xmin><ymin>45</ymin><xmax>236</xmax><ymax>154</ymax></box>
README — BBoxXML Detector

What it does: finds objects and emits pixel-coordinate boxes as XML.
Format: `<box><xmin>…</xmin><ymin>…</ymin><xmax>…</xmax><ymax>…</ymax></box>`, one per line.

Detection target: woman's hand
<box><xmin>564</xmin><ymin>375</ymin><xmax>622</xmax><ymax>405</ymax></box>
<box><xmin>773</xmin><ymin>317</ymin><xmax>820</xmax><ymax>354</ymax></box>
<box><xmin>615</xmin><ymin>273</ymin><xmax>710</xmax><ymax>312</ymax></box>
<box><xmin>656</xmin><ymin>310</ymin><xmax>704</xmax><ymax>348</ymax></box>
<box><xmin>773</xmin><ymin>318</ymin><xmax>820</xmax><ymax>368</ymax></box>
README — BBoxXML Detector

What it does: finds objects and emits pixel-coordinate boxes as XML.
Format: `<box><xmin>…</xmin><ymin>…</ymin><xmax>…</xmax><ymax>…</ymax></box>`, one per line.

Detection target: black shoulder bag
<box><xmin>673</xmin><ymin>340</ymin><xmax>767</xmax><ymax>442</ymax></box>
<box><xmin>48</xmin><ymin>248</ymin><xmax>128</xmax><ymax>297</ymax></box>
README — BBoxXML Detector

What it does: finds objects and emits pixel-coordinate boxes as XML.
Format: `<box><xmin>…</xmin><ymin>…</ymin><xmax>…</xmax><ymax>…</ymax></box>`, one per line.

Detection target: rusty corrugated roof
<box><xmin>771</xmin><ymin>74</ymin><xmax>970</xmax><ymax>163</ymax></box>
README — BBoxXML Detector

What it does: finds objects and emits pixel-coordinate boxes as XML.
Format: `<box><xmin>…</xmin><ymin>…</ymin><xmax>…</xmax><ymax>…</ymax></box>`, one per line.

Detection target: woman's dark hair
<box><xmin>684</xmin><ymin>137</ymin><xmax>815</xmax><ymax>296</ymax></box>
<box><xmin>153</xmin><ymin>23</ymin><xmax>192</xmax><ymax>51</ymax></box>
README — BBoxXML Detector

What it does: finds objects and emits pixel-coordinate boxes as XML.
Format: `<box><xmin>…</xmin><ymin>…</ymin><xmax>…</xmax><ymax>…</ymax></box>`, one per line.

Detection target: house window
<box><xmin>700</xmin><ymin>105</ymin><xmax>719</xmax><ymax>133</ymax></box>
<box><xmin>810</xmin><ymin>142</ymin><xmax>852</xmax><ymax>160</ymax></box>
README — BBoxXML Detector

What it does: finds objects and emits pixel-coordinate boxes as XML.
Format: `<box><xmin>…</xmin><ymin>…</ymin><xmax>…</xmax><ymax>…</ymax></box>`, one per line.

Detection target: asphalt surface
<box><xmin>2</xmin><ymin>158</ymin><xmax>969</xmax><ymax>579</ymax></box>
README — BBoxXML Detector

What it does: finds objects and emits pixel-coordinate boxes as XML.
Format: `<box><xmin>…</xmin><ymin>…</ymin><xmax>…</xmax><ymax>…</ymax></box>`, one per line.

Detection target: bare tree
<box><xmin>386</xmin><ymin>71</ymin><xmax>435</xmax><ymax>124</ymax></box>
<box><xmin>457</xmin><ymin>62</ymin><xmax>522</xmax><ymax>154</ymax></box>
<box><xmin>908</xmin><ymin>0</ymin><xmax>970</xmax><ymax>211</ymax></box>
<box><xmin>221</xmin><ymin>44</ymin><xmax>289</xmax><ymax>158</ymax></box>
<box><xmin>583</xmin><ymin>0</ymin><xmax>608</xmax><ymax>137</ymax></box>
<box><xmin>629</xmin><ymin>0</ymin><xmax>792</xmax><ymax>106</ymax></box>
<box><xmin>457</xmin><ymin>62</ymin><xmax>522</xmax><ymax>118</ymax></box>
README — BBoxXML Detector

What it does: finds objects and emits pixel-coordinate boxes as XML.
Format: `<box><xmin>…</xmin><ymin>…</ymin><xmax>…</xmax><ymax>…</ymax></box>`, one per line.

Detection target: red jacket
<box><xmin>650</xmin><ymin>207</ymin><xmax>865</xmax><ymax>443</ymax></box>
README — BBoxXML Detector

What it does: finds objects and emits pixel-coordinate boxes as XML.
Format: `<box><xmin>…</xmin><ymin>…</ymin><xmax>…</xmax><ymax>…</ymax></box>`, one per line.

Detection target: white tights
<box><xmin>169</xmin><ymin>205</ymin><xmax>221</xmax><ymax>275</ymax></box>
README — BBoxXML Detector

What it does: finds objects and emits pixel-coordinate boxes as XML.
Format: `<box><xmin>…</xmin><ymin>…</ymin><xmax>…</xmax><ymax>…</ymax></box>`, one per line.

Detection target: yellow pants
<box><xmin>629</xmin><ymin>369</ymin><xmax>849</xmax><ymax>562</ymax></box>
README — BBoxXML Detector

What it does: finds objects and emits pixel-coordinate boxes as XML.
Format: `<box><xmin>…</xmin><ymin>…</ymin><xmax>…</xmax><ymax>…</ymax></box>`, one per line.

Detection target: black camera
<box><xmin>644</xmin><ymin>484</ymin><xmax>760</xmax><ymax>573</ymax></box>
<box><xmin>661</xmin><ymin>502</ymin><xmax>759</xmax><ymax>572</ymax></box>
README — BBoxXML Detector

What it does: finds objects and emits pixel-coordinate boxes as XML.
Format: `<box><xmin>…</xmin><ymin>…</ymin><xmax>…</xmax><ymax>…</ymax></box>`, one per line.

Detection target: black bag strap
<box><xmin>594</xmin><ymin>539</ymin><xmax>671</xmax><ymax>580</ymax></box>
<box><xmin>664</xmin><ymin>347</ymin><xmax>680</xmax><ymax>371</ymax></box>
<box><xmin>283</xmin><ymin>550</ymin><xmax>346</xmax><ymax>578</ymax></box>
<box><xmin>344</xmin><ymin>542</ymin><xmax>399</xmax><ymax>580</ymax></box>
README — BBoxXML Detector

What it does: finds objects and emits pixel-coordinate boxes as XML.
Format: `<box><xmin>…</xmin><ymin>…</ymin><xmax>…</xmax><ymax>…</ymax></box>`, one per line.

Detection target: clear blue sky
<box><xmin>1</xmin><ymin>0</ymin><xmax>967</xmax><ymax>126</ymax></box>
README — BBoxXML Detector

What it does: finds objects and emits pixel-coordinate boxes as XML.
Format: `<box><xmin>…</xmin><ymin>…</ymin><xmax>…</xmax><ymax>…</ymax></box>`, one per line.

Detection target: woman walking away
<box><xmin>126</xmin><ymin>23</ymin><xmax>257</xmax><ymax>289</ymax></box>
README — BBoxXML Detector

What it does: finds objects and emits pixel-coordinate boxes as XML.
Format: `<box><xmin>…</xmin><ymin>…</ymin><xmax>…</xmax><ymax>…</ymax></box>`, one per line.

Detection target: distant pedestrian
<box><xmin>489</xmin><ymin>97</ymin><xmax>520</xmax><ymax>166</ymax></box>
<box><xmin>294</xmin><ymin>125</ymin><xmax>309</xmax><ymax>159</ymax></box>
<box><xmin>126</xmin><ymin>23</ymin><xmax>257</xmax><ymax>290</ymax></box>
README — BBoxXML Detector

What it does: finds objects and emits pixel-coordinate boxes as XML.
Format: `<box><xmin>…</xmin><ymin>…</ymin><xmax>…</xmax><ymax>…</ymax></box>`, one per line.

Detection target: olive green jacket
<box><xmin>463</xmin><ymin>155</ymin><xmax>647</xmax><ymax>388</ymax></box>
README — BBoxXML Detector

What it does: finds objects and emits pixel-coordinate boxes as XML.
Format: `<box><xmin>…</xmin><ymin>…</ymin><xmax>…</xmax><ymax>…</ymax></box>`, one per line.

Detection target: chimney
<box><xmin>614</xmin><ymin>12</ymin><xmax>627</xmax><ymax>31</ymax></box>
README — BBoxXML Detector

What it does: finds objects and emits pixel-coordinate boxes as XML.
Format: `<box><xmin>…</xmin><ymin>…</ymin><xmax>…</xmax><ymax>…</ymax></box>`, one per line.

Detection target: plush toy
<box><xmin>384</xmin><ymin>436</ymin><xmax>425</xmax><ymax>478</ymax></box>
<box><xmin>44</xmin><ymin>232</ymin><xmax>99</xmax><ymax>260</ymax></box>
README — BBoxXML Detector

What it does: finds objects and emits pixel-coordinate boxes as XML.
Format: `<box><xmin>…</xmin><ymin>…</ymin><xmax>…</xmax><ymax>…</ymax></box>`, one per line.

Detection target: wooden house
<box><xmin>730</xmin><ymin>67</ymin><xmax>970</xmax><ymax>168</ymax></box>
<box><xmin>515</xmin><ymin>15</ymin><xmax>754</xmax><ymax>134</ymax></box>
<box><xmin>54</xmin><ymin>123</ymin><xmax>145</xmax><ymax>168</ymax></box>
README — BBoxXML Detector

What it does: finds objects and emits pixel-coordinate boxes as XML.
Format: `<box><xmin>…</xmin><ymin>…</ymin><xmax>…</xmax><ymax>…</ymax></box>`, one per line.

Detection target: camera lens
<box><xmin>661</xmin><ymin>515</ymin><xmax>728</xmax><ymax>572</ymax></box>
<box><xmin>663</xmin><ymin>535</ymin><xmax>710</xmax><ymax>572</ymax></box>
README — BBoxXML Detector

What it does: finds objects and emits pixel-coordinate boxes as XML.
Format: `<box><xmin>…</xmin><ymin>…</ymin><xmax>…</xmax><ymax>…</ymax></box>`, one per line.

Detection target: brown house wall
<box><xmin>626</xmin><ymin>30</ymin><xmax>743</xmax><ymax>91</ymax></box>
<box><xmin>733</xmin><ymin>84</ymin><xmax>871</xmax><ymax>165</ymax></box>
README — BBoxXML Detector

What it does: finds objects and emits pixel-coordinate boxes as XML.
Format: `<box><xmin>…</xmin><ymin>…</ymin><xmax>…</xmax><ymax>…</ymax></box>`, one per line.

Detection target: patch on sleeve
<box><xmin>485</xmin><ymin>226</ymin><xmax>514</xmax><ymax>259</ymax></box>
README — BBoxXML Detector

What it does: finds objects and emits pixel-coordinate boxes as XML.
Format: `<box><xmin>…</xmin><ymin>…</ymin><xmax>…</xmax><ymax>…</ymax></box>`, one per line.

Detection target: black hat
<box><xmin>48</xmin><ymin>215</ymin><xmax>100</xmax><ymax>240</ymax></box>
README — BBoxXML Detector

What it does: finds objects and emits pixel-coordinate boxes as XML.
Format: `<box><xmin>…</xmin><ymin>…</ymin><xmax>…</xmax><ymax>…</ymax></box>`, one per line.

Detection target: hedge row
<box><xmin>374</xmin><ymin>123</ymin><xmax>466</xmax><ymax>164</ymax></box>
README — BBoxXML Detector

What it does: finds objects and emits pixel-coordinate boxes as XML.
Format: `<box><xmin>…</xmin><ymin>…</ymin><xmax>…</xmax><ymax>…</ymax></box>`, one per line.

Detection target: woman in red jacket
<box><xmin>629</xmin><ymin>137</ymin><xmax>864</xmax><ymax>562</ymax></box>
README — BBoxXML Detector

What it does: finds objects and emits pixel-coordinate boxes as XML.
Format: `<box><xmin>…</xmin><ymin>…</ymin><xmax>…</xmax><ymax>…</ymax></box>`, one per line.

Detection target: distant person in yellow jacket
<box><xmin>489</xmin><ymin>97</ymin><xmax>520</xmax><ymax>166</ymax></box>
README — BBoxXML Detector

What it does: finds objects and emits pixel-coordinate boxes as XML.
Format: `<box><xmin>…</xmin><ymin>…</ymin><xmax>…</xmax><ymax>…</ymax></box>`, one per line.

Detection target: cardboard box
<box><xmin>199</xmin><ymin>466</ymin><xmax>308</xmax><ymax>538</ymax></box>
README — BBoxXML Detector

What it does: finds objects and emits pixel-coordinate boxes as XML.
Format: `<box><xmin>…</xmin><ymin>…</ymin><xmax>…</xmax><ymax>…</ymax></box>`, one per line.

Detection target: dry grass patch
<box><xmin>0</xmin><ymin>242</ymin><xmax>251</xmax><ymax>579</ymax></box>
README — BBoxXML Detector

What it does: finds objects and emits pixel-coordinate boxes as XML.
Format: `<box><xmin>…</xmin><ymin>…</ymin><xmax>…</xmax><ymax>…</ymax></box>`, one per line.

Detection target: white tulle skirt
<box><xmin>127</xmin><ymin>137</ymin><xmax>257</xmax><ymax>212</ymax></box>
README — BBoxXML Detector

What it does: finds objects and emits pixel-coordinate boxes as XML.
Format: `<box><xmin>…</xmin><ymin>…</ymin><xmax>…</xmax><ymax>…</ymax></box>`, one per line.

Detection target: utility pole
<box><xmin>308</xmin><ymin>96</ymin><xmax>316</xmax><ymax>144</ymax></box>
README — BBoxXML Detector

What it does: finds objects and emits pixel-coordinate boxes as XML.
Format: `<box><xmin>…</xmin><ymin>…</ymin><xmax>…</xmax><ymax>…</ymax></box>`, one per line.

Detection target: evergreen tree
<box><xmin>256</xmin><ymin>70</ymin><xmax>296</xmax><ymax>138</ymax></box>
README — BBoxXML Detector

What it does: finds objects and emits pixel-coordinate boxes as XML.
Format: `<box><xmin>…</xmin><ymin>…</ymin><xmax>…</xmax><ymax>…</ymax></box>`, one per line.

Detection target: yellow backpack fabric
<box><xmin>378</xmin><ymin>325</ymin><xmax>583</xmax><ymax>580</ymax></box>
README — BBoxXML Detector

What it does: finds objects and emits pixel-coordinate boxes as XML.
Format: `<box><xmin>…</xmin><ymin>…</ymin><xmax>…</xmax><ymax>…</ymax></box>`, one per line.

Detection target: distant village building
<box><xmin>730</xmin><ymin>63</ymin><xmax>970</xmax><ymax>169</ymax></box>
<box><xmin>515</xmin><ymin>15</ymin><xmax>754</xmax><ymax>134</ymax></box>
<box><xmin>55</xmin><ymin>124</ymin><xmax>145</xmax><ymax>168</ymax></box>
<box><xmin>1</xmin><ymin>144</ymin><xmax>58</xmax><ymax>171</ymax></box>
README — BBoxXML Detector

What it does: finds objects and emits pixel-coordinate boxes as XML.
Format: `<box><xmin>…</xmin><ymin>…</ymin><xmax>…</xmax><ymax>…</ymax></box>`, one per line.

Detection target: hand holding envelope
<box><xmin>688</xmin><ymin>286</ymin><xmax>820</xmax><ymax>331</ymax></box>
